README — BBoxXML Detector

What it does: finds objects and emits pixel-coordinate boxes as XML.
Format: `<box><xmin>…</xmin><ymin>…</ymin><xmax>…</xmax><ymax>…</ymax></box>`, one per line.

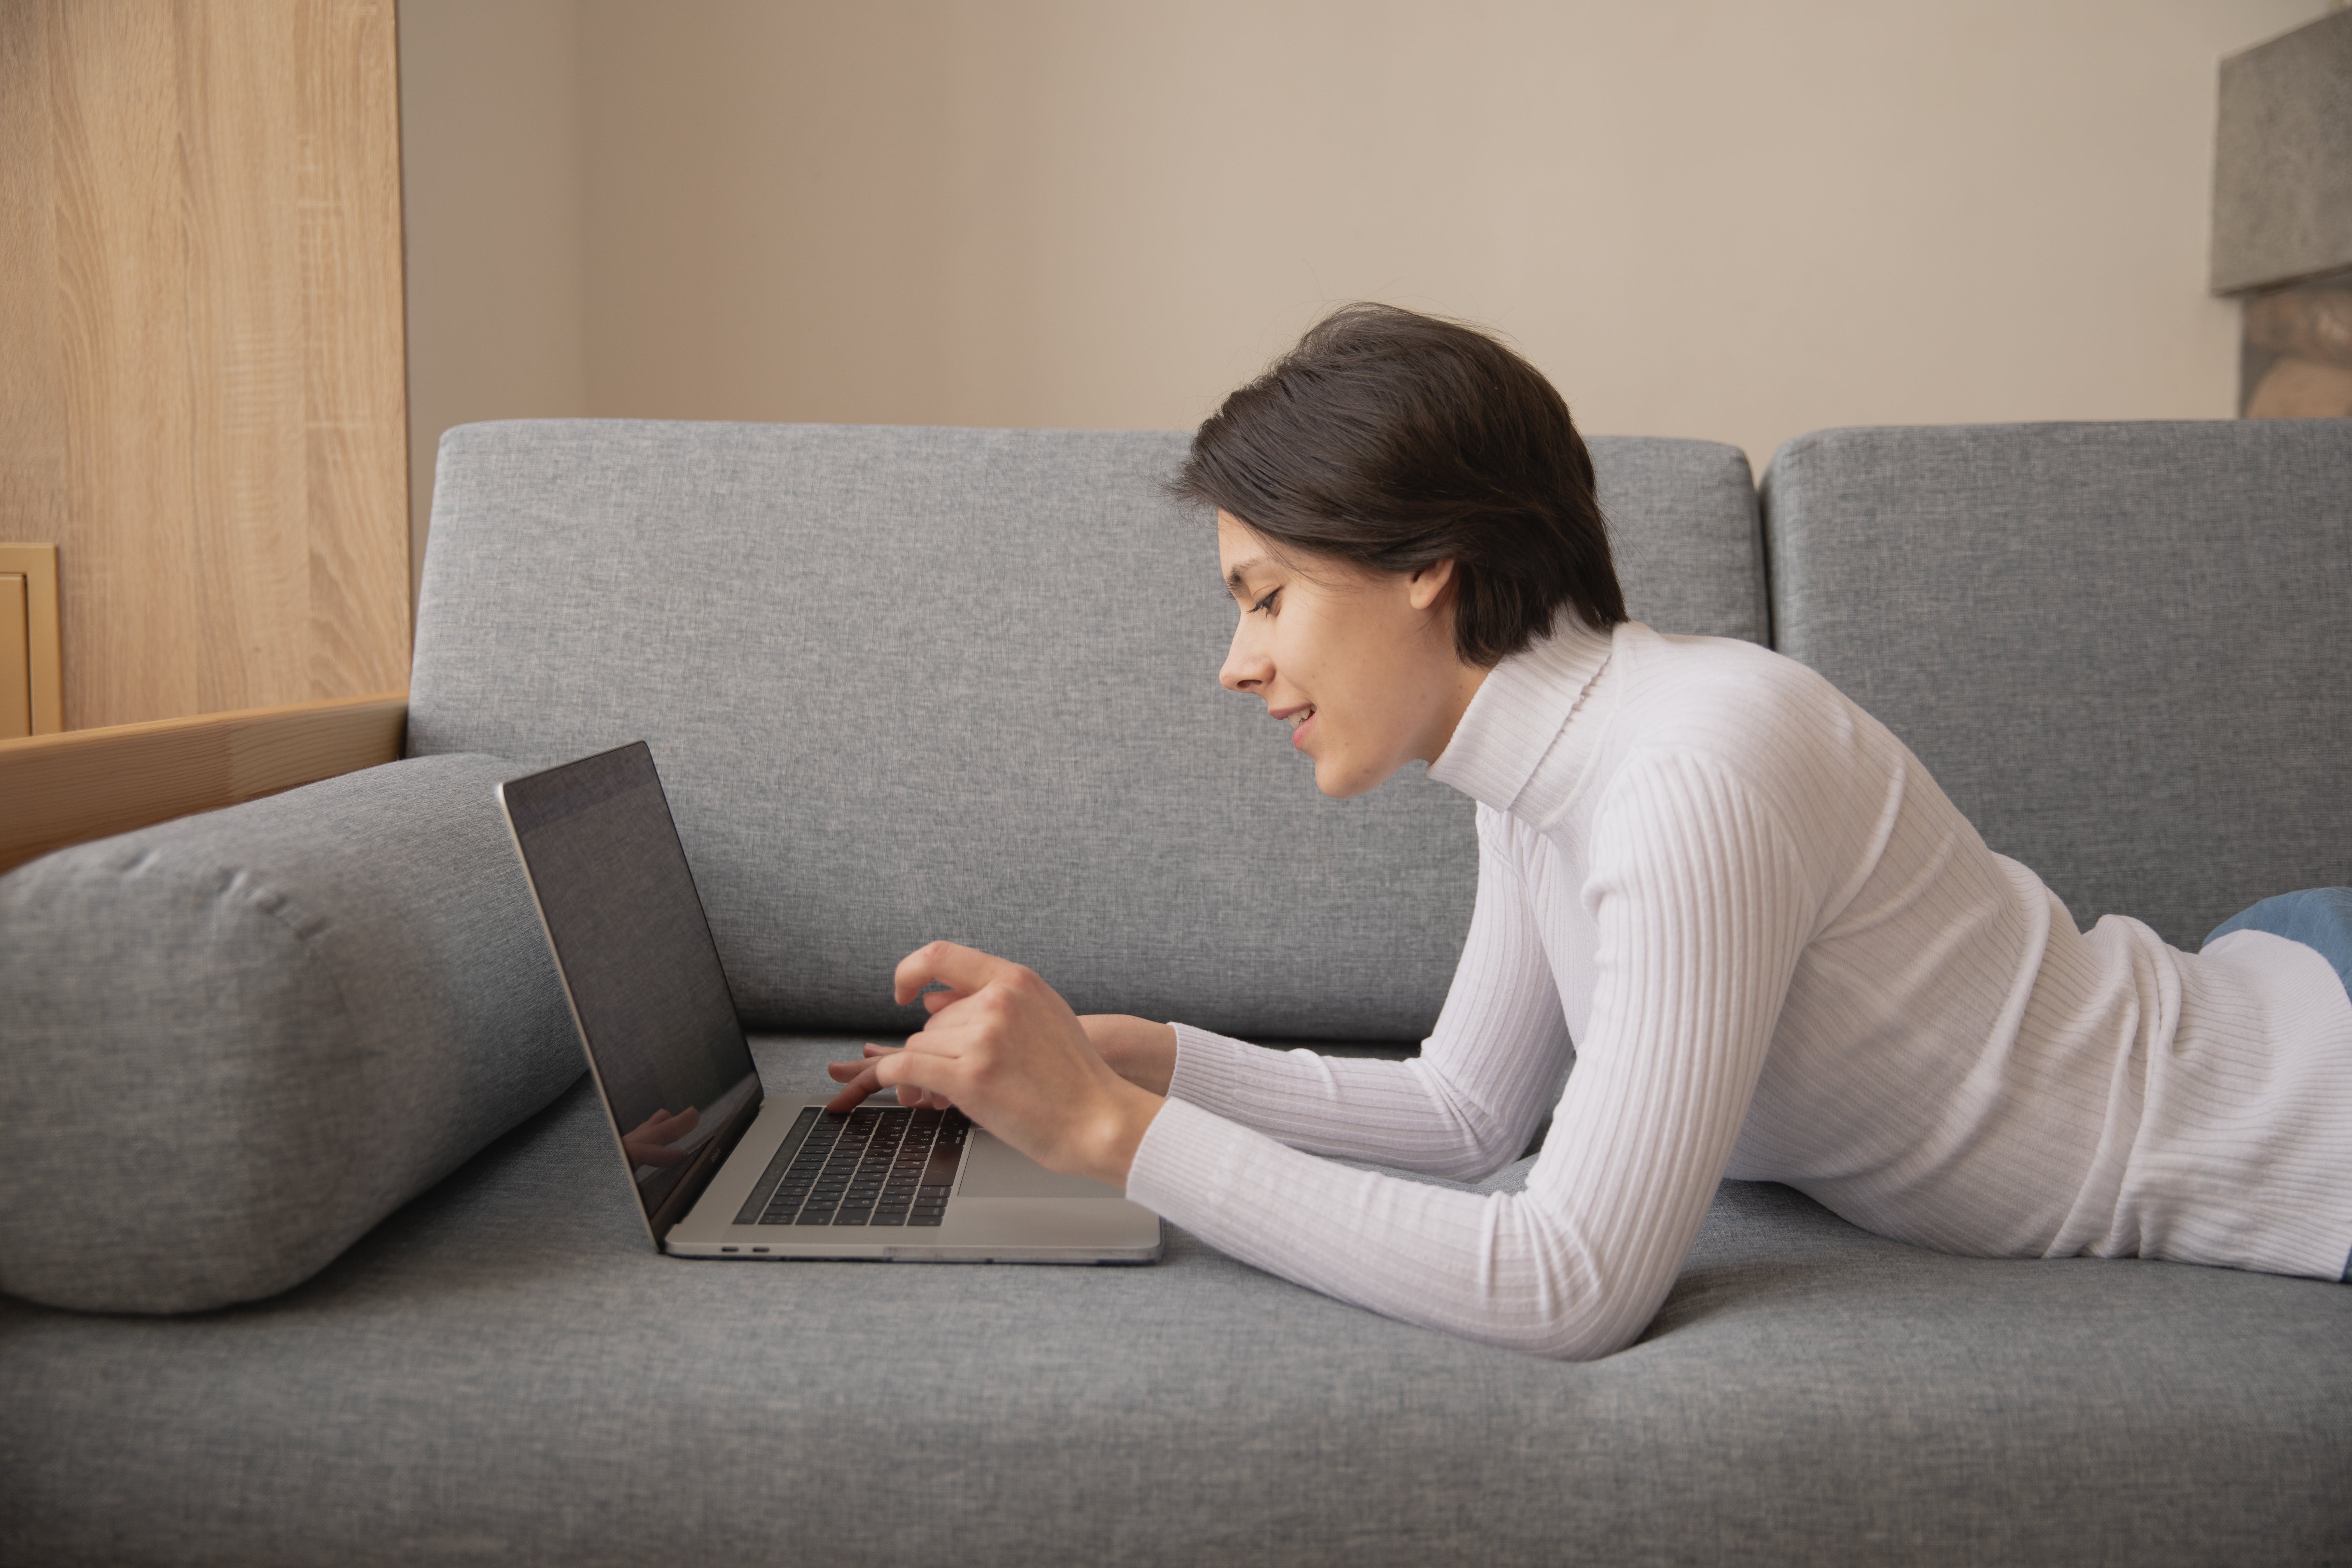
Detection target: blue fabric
<box><xmin>2203</xmin><ymin>887</ymin><xmax>2352</xmax><ymax>1002</ymax></box>
<box><xmin>2202</xmin><ymin>888</ymin><xmax>2352</xmax><ymax>1283</ymax></box>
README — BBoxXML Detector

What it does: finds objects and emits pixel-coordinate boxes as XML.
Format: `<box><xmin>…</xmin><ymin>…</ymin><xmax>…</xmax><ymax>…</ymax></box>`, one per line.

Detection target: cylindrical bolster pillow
<box><xmin>0</xmin><ymin>754</ymin><xmax>581</xmax><ymax>1314</ymax></box>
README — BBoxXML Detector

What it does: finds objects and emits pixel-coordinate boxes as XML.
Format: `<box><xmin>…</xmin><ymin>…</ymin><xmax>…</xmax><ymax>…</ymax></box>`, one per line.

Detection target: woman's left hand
<box><xmin>823</xmin><ymin>941</ymin><xmax>1163</xmax><ymax>1187</ymax></box>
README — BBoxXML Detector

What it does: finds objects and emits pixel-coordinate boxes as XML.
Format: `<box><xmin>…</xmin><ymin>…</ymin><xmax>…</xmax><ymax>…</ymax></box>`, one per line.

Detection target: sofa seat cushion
<box><xmin>5</xmin><ymin>1037</ymin><xmax>2342</xmax><ymax>1566</ymax></box>
<box><xmin>0</xmin><ymin>754</ymin><xmax>581</xmax><ymax>1314</ymax></box>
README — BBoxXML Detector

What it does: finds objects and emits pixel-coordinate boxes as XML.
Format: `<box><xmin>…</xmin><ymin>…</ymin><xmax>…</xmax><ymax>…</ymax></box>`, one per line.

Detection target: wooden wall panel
<box><xmin>184</xmin><ymin>1</ymin><xmax>307</xmax><ymax>716</ymax></box>
<box><xmin>297</xmin><ymin>0</ymin><xmax>411</xmax><ymax>703</ymax></box>
<box><xmin>0</xmin><ymin>6</ymin><xmax>67</xmax><ymax>607</ymax></box>
<box><xmin>0</xmin><ymin>0</ymin><xmax>408</xmax><ymax>733</ymax></box>
<box><xmin>52</xmin><ymin>0</ymin><xmax>204</xmax><ymax>727</ymax></box>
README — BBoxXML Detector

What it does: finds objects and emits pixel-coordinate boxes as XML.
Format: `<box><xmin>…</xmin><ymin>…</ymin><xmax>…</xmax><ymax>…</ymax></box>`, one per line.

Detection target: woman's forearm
<box><xmin>1158</xmin><ymin>1023</ymin><xmax>1534</xmax><ymax>1177</ymax></box>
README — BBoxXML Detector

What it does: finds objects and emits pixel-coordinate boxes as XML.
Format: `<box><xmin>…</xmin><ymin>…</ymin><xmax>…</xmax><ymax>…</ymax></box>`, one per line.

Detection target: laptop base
<box><xmin>662</xmin><ymin>1095</ymin><xmax>1164</xmax><ymax>1264</ymax></box>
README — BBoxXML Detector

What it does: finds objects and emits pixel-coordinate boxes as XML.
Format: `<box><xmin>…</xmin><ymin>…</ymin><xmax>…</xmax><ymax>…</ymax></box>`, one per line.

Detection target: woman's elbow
<box><xmin>1455</xmin><ymin>1113</ymin><xmax>1545</xmax><ymax>1180</ymax></box>
<box><xmin>1457</xmin><ymin>1296</ymin><xmax>1654</xmax><ymax>1362</ymax></box>
<box><xmin>1419</xmin><ymin>1132</ymin><xmax>1525</xmax><ymax>1184</ymax></box>
<box><xmin>1467</xmin><ymin>1230</ymin><xmax>1664</xmax><ymax>1362</ymax></box>
<box><xmin>1516</xmin><ymin>1311</ymin><xmax>1650</xmax><ymax>1363</ymax></box>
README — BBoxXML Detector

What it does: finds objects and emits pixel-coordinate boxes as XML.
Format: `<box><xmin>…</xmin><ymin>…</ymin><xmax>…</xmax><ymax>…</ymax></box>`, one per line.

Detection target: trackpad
<box><xmin>961</xmin><ymin>1130</ymin><xmax>1128</xmax><ymax>1199</ymax></box>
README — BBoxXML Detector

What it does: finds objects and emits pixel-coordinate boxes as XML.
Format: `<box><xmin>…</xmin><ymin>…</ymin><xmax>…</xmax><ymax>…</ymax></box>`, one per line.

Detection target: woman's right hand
<box><xmin>827</xmin><ymin>1001</ymin><xmax>1179</xmax><ymax>1108</ymax></box>
<box><xmin>1077</xmin><ymin>1014</ymin><xmax>1179</xmax><ymax>1097</ymax></box>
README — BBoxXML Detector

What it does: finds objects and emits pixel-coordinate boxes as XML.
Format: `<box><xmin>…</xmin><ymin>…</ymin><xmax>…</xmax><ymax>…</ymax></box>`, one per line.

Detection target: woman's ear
<box><xmin>1406</xmin><ymin>559</ymin><xmax>1457</xmax><ymax>612</ymax></box>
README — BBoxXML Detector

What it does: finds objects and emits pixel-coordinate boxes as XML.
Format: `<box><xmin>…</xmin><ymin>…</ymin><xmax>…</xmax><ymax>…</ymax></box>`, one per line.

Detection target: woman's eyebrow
<box><xmin>1224</xmin><ymin>556</ymin><xmax>1270</xmax><ymax>595</ymax></box>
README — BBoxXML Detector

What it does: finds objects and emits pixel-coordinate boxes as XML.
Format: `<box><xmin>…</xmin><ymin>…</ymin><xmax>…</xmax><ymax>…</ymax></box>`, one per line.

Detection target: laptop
<box><xmin>497</xmin><ymin>741</ymin><xmax>1163</xmax><ymax>1264</ymax></box>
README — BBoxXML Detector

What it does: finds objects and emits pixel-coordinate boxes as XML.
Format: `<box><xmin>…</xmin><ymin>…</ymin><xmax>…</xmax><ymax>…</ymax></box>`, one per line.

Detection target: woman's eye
<box><xmin>1252</xmin><ymin>590</ymin><xmax>1280</xmax><ymax>616</ymax></box>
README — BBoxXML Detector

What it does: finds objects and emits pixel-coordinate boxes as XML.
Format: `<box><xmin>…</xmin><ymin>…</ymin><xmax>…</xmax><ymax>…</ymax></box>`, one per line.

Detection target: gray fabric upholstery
<box><xmin>1598</xmin><ymin>433</ymin><xmax>1767</xmax><ymax>644</ymax></box>
<box><xmin>408</xmin><ymin>422</ymin><xmax>1760</xmax><ymax>1039</ymax></box>
<box><xmin>4</xmin><ymin>1038</ymin><xmax>2342</xmax><ymax>1567</ymax></box>
<box><xmin>7</xmin><ymin>418</ymin><xmax>2350</xmax><ymax>1563</ymax></box>
<box><xmin>0</xmin><ymin>755</ymin><xmax>580</xmax><ymax>1314</ymax></box>
<box><xmin>1762</xmin><ymin>420</ymin><xmax>2352</xmax><ymax>949</ymax></box>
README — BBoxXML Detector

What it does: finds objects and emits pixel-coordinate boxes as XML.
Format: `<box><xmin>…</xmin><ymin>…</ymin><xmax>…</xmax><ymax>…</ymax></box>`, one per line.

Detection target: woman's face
<box><xmin>1217</xmin><ymin>511</ymin><xmax>1485</xmax><ymax>798</ymax></box>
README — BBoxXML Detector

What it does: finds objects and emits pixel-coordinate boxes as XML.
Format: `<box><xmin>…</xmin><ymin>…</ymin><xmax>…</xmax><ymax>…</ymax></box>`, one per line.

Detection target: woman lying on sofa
<box><xmin>826</xmin><ymin>303</ymin><xmax>2352</xmax><ymax>1359</ymax></box>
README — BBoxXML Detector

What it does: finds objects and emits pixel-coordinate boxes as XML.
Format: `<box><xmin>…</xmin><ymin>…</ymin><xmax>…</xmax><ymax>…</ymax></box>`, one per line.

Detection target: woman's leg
<box><xmin>2203</xmin><ymin>888</ymin><xmax>2352</xmax><ymax>1281</ymax></box>
<box><xmin>2205</xmin><ymin>888</ymin><xmax>2352</xmax><ymax>997</ymax></box>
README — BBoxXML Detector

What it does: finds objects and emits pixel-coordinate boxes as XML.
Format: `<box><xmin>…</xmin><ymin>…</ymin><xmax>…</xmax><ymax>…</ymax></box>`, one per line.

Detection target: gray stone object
<box><xmin>2211</xmin><ymin>8</ymin><xmax>2352</xmax><ymax>295</ymax></box>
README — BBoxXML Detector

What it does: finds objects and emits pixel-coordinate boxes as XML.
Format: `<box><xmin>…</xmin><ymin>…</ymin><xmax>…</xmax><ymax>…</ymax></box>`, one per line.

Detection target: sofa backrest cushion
<box><xmin>1762</xmin><ymin>420</ymin><xmax>2352</xmax><ymax>950</ymax></box>
<box><xmin>0</xmin><ymin>755</ymin><xmax>580</xmax><ymax>1314</ymax></box>
<box><xmin>409</xmin><ymin>422</ymin><xmax>1761</xmax><ymax>1037</ymax></box>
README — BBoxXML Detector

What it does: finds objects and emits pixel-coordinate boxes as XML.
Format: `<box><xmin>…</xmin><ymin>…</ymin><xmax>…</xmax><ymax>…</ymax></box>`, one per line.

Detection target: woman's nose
<box><xmin>1221</xmin><ymin>617</ymin><xmax>1270</xmax><ymax>693</ymax></box>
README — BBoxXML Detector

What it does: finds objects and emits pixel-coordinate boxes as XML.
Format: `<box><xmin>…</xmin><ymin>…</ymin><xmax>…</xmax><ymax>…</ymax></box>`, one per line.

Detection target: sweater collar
<box><xmin>1427</xmin><ymin>614</ymin><xmax>1617</xmax><ymax>817</ymax></box>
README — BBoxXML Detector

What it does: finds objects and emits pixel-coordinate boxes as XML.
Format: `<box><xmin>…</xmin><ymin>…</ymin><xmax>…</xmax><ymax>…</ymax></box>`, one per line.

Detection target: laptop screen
<box><xmin>500</xmin><ymin>742</ymin><xmax>759</xmax><ymax>1228</ymax></box>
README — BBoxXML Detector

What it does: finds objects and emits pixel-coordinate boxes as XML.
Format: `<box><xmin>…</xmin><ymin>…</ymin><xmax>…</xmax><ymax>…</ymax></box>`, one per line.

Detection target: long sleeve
<box><xmin>1162</xmin><ymin>804</ymin><xmax>1574</xmax><ymax>1179</ymax></box>
<box><xmin>1125</xmin><ymin>752</ymin><xmax>1820</xmax><ymax>1361</ymax></box>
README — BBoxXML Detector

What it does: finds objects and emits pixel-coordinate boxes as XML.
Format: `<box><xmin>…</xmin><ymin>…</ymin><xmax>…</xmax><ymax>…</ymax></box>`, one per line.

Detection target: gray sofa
<box><xmin>3</xmin><ymin>417</ymin><xmax>2347</xmax><ymax>1564</ymax></box>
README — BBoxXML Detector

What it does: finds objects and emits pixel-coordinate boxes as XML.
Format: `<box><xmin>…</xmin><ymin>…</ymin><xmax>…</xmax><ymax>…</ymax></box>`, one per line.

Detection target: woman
<box><xmin>827</xmin><ymin>303</ymin><xmax>2352</xmax><ymax>1360</ymax></box>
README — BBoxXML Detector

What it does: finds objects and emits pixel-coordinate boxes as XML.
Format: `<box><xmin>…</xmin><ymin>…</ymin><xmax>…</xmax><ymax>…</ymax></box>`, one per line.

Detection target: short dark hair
<box><xmin>1172</xmin><ymin>303</ymin><xmax>1625</xmax><ymax>667</ymax></box>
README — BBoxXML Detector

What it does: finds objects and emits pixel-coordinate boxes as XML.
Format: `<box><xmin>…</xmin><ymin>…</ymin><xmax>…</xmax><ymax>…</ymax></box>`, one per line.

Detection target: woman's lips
<box><xmin>1290</xmin><ymin>710</ymin><xmax>1315</xmax><ymax>749</ymax></box>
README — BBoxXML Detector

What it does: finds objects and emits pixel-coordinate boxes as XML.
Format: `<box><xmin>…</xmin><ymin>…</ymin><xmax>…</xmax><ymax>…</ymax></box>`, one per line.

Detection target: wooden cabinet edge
<box><xmin>0</xmin><ymin>690</ymin><xmax>409</xmax><ymax>876</ymax></box>
<box><xmin>0</xmin><ymin>545</ymin><xmax>63</xmax><ymax>736</ymax></box>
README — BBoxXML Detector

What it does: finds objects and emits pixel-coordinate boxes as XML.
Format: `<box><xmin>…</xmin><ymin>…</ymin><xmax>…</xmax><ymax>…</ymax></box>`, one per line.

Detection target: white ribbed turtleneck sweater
<box><xmin>1121</xmin><ymin>618</ymin><xmax>2352</xmax><ymax>1360</ymax></box>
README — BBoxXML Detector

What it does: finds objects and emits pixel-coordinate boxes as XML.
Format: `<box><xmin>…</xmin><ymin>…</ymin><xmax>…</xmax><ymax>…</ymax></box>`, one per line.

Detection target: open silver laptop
<box><xmin>497</xmin><ymin>741</ymin><xmax>1163</xmax><ymax>1264</ymax></box>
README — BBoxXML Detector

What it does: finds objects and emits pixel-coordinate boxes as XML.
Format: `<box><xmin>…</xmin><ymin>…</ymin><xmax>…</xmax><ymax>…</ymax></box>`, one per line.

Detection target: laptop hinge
<box><xmin>647</xmin><ymin>1080</ymin><xmax>765</xmax><ymax>1243</ymax></box>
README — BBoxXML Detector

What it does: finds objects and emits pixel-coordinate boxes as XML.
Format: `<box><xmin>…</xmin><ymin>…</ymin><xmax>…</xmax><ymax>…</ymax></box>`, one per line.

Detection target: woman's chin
<box><xmin>1309</xmin><ymin>752</ymin><xmax>1390</xmax><ymax>800</ymax></box>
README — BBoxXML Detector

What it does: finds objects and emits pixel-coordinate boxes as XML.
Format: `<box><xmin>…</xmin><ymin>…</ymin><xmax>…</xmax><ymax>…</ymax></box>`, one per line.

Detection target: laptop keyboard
<box><xmin>733</xmin><ymin>1104</ymin><xmax>970</xmax><ymax>1229</ymax></box>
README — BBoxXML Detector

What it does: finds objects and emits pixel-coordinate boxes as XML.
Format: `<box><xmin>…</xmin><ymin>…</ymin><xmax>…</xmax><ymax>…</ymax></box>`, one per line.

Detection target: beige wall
<box><xmin>405</xmin><ymin>0</ymin><xmax>2324</xmax><ymax>573</ymax></box>
<box><xmin>398</xmin><ymin>0</ymin><xmax>588</xmax><ymax>600</ymax></box>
